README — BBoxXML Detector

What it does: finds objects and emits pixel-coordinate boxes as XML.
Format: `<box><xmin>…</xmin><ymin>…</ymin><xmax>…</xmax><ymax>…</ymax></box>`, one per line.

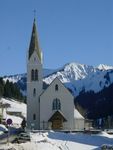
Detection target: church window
<box><xmin>34</xmin><ymin>57</ymin><xmax>36</xmax><ymax>62</ymax></box>
<box><xmin>55</xmin><ymin>84</ymin><xmax>58</xmax><ymax>91</ymax></box>
<box><xmin>52</xmin><ymin>98</ymin><xmax>61</xmax><ymax>110</ymax></box>
<box><xmin>35</xmin><ymin>69</ymin><xmax>38</xmax><ymax>81</ymax></box>
<box><xmin>33</xmin><ymin>114</ymin><xmax>36</xmax><ymax>120</ymax></box>
<box><xmin>31</xmin><ymin>69</ymin><xmax>34</xmax><ymax>81</ymax></box>
<box><xmin>33</xmin><ymin>88</ymin><xmax>36</xmax><ymax>97</ymax></box>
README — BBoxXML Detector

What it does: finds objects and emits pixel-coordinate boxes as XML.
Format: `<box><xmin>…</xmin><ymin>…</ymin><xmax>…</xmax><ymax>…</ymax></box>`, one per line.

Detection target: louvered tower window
<box><xmin>35</xmin><ymin>69</ymin><xmax>38</xmax><ymax>80</ymax></box>
<box><xmin>31</xmin><ymin>69</ymin><xmax>34</xmax><ymax>81</ymax></box>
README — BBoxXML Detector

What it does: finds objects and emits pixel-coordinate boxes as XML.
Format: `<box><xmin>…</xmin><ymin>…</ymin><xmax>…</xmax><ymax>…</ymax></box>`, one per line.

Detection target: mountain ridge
<box><xmin>2</xmin><ymin>62</ymin><xmax>113</xmax><ymax>96</ymax></box>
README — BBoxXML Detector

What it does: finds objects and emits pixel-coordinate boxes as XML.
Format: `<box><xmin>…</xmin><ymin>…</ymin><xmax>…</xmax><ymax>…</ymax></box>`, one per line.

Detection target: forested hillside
<box><xmin>75</xmin><ymin>83</ymin><xmax>113</xmax><ymax>119</ymax></box>
<box><xmin>0</xmin><ymin>77</ymin><xmax>25</xmax><ymax>102</ymax></box>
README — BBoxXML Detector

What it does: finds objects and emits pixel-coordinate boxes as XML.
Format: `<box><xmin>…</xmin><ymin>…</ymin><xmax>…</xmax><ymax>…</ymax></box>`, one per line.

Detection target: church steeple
<box><xmin>28</xmin><ymin>18</ymin><xmax>42</xmax><ymax>62</ymax></box>
<box><xmin>27</xmin><ymin>18</ymin><xmax>43</xmax><ymax>130</ymax></box>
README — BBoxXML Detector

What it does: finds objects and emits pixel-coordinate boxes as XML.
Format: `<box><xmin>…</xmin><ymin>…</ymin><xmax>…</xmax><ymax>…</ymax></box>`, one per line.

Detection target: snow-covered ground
<box><xmin>0</xmin><ymin>131</ymin><xmax>113</xmax><ymax>150</ymax></box>
<box><xmin>0</xmin><ymin>98</ymin><xmax>113</xmax><ymax>149</ymax></box>
<box><xmin>0</xmin><ymin>98</ymin><xmax>26</xmax><ymax>127</ymax></box>
<box><xmin>0</xmin><ymin>124</ymin><xmax>8</xmax><ymax>135</ymax></box>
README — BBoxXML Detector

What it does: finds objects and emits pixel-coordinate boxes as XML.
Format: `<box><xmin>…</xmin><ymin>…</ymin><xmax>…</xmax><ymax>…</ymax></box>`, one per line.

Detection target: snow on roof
<box><xmin>74</xmin><ymin>109</ymin><xmax>84</xmax><ymax>119</ymax></box>
<box><xmin>7</xmin><ymin>108</ymin><xmax>22</xmax><ymax>113</ymax></box>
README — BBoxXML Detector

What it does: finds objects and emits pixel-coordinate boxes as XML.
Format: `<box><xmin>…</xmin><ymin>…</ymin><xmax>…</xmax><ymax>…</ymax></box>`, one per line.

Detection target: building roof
<box><xmin>74</xmin><ymin>109</ymin><xmax>84</xmax><ymax>119</ymax></box>
<box><xmin>28</xmin><ymin>18</ymin><xmax>42</xmax><ymax>62</ymax></box>
<box><xmin>48</xmin><ymin>110</ymin><xmax>67</xmax><ymax>122</ymax></box>
<box><xmin>40</xmin><ymin>77</ymin><xmax>74</xmax><ymax>99</ymax></box>
<box><xmin>7</xmin><ymin>108</ymin><xmax>22</xmax><ymax>113</ymax></box>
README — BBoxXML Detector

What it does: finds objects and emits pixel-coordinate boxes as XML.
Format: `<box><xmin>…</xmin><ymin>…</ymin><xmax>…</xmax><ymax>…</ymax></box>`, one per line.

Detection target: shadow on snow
<box><xmin>48</xmin><ymin>131</ymin><xmax>113</xmax><ymax>148</ymax></box>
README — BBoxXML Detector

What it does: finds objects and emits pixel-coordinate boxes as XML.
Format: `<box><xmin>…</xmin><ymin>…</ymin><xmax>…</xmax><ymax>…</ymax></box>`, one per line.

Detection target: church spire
<box><xmin>28</xmin><ymin>18</ymin><xmax>42</xmax><ymax>62</ymax></box>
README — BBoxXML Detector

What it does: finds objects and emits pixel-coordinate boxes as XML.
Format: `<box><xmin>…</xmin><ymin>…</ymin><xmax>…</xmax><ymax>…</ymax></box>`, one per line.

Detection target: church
<box><xmin>27</xmin><ymin>18</ymin><xmax>85</xmax><ymax>130</ymax></box>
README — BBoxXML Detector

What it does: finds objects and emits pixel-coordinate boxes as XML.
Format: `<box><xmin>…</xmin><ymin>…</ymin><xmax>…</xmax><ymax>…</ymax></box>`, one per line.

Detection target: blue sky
<box><xmin>0</xmin><ymin>0</ymin><xmax>112</xmax><ymax>76</ymax></box>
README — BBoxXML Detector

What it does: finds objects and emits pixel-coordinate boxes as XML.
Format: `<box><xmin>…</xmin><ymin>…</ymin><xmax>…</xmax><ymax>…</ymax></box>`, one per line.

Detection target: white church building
<box><xmin>27</xmin><ymin>18</ymin><xmax>84</xmax><ymax>130</ymax></box>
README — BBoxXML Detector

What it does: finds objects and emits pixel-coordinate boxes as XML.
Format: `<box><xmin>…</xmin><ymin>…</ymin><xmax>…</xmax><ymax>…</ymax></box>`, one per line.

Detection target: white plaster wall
<box><xmin>40</xmin><ymin>78</ymin><xmax>75</xmax><ymax>130</ymax></box>
<box><xmin>74</xmin><ymin>119</ymin><xmax>85</xmax><ymax>130</ymax></box>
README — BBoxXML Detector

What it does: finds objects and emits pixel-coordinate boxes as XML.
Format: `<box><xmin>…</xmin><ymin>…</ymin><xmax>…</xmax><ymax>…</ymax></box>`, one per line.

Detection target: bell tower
<box><xmin>27</xmin><ymin>18</ymin><xmax>43</xmax><ymax>129</ymax></box>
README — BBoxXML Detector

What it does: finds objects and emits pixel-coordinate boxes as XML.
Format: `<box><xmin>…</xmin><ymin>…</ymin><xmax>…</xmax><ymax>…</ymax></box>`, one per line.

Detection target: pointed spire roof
<box><xmin>28</xmin><ymin>18</ymin><xmax>42</xmax><ymax>62</ymax></box>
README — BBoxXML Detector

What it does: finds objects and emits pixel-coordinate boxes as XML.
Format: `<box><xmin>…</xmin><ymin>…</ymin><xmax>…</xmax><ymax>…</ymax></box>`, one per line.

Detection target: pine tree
<box><xmin>3</xmin><ymin>79</ymin><xmax>26</xmax><ymax>102</ymax></box>
<box><xmin>0</xmin><ymin>78</ymin><xmax>4</xmax><ymax>97</ymax></box>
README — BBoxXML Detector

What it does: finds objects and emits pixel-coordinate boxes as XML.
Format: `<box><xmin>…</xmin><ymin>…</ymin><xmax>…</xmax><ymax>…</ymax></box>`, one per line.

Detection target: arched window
<box><xmin>33</xmin><ymin>88</ymin><xmax>36</xmax><ymax>97</ymax></box>
<box><xmin>31</xmin><ymin>69</ymin><xmax>34</xmax><ymax>81</ymax></box>
<box><xmin>52</xmin><ymin>98</ymin><xmax>61</xmax><ymax>110</ymax></box>
<box><xmin>55</xmin><ymin>84</ymin><xmax>58</xmax><ymax>91</ymax></box>
<box><xmin>33</xmin><ymin>114</ymin><xmax>36</xmax><ymax>120</ymax></box>
<box><xmin>35</xmin><ymin>69</ymin><xmax>38</xmax><ymax>81</ymax></box>
<box><xmin>34</xmin><ymin>57</ymin><xmax>36</xmax><ymax>62</ymax></box>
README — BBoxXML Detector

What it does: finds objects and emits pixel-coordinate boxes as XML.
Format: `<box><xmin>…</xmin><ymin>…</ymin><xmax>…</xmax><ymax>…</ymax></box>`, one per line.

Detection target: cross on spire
<box><xmin>33</xmin><ymin>9</ymin><xmax>36</xmax><ymax>19</ymax></box>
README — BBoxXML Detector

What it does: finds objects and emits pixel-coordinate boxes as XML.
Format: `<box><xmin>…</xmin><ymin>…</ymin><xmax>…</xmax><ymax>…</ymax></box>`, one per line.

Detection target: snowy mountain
<box><xmin>44</xmin><ymin>63</ymin><xmax>97</xmax><ymax>84</ymax></box>
<box><xmin>3</xmin><ymin>74</ymin><xmax>26</xmax><ymax>83</ymax></box>
<box><xmin>2</xmin><ymin>62</ymin><xmax>113</xmax><ymax>96</ymax></box>
<box><xmin>43</xmin><ymin>63</ymin><xmax>113</xmax><ymax>96</ymax></box>
<box><xmin>72</xmin><ymin>69</ymin><xmax>113</xmax><ymax>95</ymax></box>
<box><xmin>97</xmin><ymin>64</ymin><xmax>113</xmax><ymax>70</ymax></box>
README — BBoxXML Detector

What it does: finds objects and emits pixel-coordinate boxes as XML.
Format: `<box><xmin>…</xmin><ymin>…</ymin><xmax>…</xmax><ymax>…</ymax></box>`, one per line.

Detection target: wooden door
<box><xmin>52</xmin><ymin>119</ymin><xmax>63</xmax><ymax>129</ymax></box>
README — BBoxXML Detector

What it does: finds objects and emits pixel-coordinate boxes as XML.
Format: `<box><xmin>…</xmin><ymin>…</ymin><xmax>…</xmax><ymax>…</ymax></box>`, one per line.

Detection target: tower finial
<box><xmin>33</xmin><ymin>9</ymin><xmax>36</xmax><ymax>20</ymax></box>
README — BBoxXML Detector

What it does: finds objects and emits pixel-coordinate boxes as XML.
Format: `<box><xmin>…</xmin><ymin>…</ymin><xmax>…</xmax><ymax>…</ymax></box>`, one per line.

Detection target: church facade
<box><xmin>27</xmin><ymin>19</ymin><xmax>84</xmax><ymax>130</ymax></box>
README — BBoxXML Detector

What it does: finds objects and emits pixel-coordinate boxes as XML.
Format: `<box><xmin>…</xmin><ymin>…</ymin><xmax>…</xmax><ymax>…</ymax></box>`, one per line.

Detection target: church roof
<box><xmin>74</xmin><ymin>109</ymin><xmax>84</xmax><ymax>119</ymax></box>
<box><xmin>48</xmin><ymin>111</ymin><xmax>67</xmax><ymax>122</ymax></box>
<box><xmin>28</xmin><ymin>18</ymin><xmax>42</xmax><ymax>62</ymax></box>
<box><xmin>41</xmin><ymin>77</ymin><xmax>74</xmax><ymax>99</ymax></box>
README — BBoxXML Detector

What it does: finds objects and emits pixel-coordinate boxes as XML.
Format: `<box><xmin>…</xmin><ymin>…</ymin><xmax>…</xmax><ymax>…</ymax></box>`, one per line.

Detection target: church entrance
<box><xmin>52</xmin><ymin>117</ymin><xmax>63</xmax><ymax>129</ymax></box>
<box><xmin>48</xmin><ymin>111</ymin><xmax>67</xmax><ymax>130</ymax></box>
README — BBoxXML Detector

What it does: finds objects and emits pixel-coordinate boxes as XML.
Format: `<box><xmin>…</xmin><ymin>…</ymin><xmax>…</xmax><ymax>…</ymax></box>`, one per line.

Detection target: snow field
<box><xmin>0</xmin><ymin>131</ymin><xmax>113</xmax><ymax>150</ymax></box>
